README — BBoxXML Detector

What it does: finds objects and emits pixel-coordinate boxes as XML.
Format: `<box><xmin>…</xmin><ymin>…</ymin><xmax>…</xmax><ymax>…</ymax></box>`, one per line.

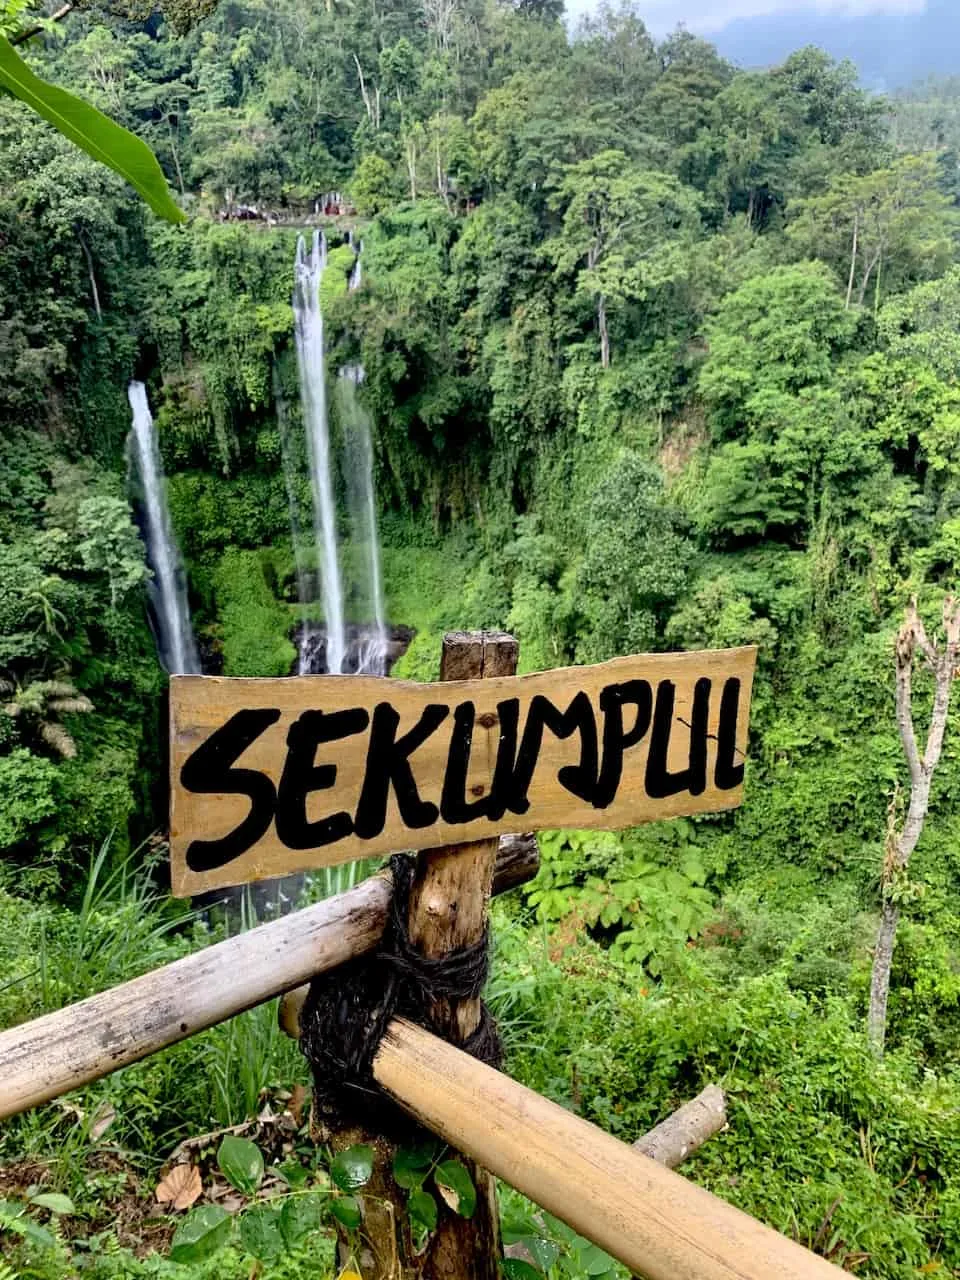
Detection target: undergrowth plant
<box><xmin>528</xmin><ymin>826</ymin><xmax>713</xmax><ymax>972</ymax></box>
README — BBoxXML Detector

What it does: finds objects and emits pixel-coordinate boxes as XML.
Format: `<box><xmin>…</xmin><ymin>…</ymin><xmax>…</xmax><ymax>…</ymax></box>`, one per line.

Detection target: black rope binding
<box><xmin>299</xmin><ymin>854</ymin><xmax>501</xmax><ymax>1127</ymax></box>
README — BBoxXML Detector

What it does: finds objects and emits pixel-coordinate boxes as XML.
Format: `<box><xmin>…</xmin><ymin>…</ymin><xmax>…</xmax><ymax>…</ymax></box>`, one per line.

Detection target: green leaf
<box><xmin>275</xmin><ymin>1160</ymin><xmax>310</xmax><ymax>1190</ymax></box>
<box><xmin>170</xmin><ymin>1204</ymin><xmax>233</xmax><ymax>1264</ymax></box>
<box><xmin>434</xmin><ymin>1160</ymin><xmax>476</xmax><ymax>1218</ymax></box>
<box><xmin>518</xmin><ymin>1236</ymin><xmax>559</xmax><ymax>1272</ymax></box>
<box><xmin>29</xmin><ymin>1192</ymin><xmax>75</xmax><ymax>1215</ymax></box>
<box><xmin>330</xmin><ymin>1144</ymin><xmax>374</xmax><ymax>1192</ymax></box>
<box><xmin>239</xmin><ymin>1202</ymin><xmax>284</xmax><ymax>1263</ymax></box>
<box><xmin>330</xmin><ymin>1194</ymin><xmax>362</xmax><ymax>1230</ymax></box>
<box><xmin>18</xmin><ymin>1216</ymin><xmax>57</xmax><ymax>1249</ymax></box>
<box><xmin>408</xmin><ymin>1189</ymin><xmax>438</xmax><ymax>1233</ymax></box>
<box><xmin>502</xmin><ymin>1261</ymin><xmax>543</xmax><ymax>1280</ymax></box>
<box><xmin>392</xmin><ymin>1143</ymin><xmax>436</xmax><ymax>1190</ymax></box>
<box><xmin>280</xmin><ymin>1192</ymin><xmax>324</xmax><ymax>1249</ymax></box>
<box><xmin>0</xmin><ymin>36</ymin><xmax>184</xmax><ymax>224</ymax></box>
<box><xmin>217</xmin><ymin>1135</ymin><xmax>264</xmax><ymax>1195</ymax></box>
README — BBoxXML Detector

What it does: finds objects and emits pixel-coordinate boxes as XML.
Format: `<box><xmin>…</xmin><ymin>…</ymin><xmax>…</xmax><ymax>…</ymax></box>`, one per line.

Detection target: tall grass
<box><xmin>0</xmin><ymin>842</ymin><xmax>383</xmax><ymax>1165</ymax></box>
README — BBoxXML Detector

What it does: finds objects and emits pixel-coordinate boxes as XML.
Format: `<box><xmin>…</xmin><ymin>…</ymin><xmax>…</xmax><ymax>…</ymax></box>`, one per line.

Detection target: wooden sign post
<box><xmin>168</xmin><ymin>635</ymin><xmax>756</xmax><ymax>1280</ymax></box>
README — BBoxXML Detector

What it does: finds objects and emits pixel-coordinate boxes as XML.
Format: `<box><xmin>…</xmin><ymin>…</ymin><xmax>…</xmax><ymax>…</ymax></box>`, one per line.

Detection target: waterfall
<box><xmin>292</xmin><ymin>230</ymin><xmax>346</xmax><ymax>676</ymax></box>
<box><xmin>126</xmin><ymin>381</ymin><xmax>200</xmax><ymax>676</ymax></box>
<box><xmin>338</xmin><ymin>365</ymin><xmax>388</xmax><ymax>674</ymax></box>
<box><xmin>339</xmin><ymin>240</ymin><xmax>387</xmax><ymax>675</ymax></box>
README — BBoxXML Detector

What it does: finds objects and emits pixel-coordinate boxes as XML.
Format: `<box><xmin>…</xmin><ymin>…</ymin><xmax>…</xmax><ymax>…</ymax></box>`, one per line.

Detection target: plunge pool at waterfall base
<box><xmin>293</xmin><ymin>622</ymin><xmax>413</xmax><ymax>676</ymax></box>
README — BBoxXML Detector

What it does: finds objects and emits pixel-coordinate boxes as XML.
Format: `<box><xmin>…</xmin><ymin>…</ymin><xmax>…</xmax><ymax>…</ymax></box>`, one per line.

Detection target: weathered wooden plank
<box><xmin>374</xmin><ymin>1020</ymin><xmax>845</xmax><ymax>1280</ymax></box>
<box><xmin>0</xmin><ymin>837</ymin><xmax>539</xmax><ymax>1123</ymax></box>
<box><xmin>170</xmin><ymin>647</ymin><xmax>756</xmax><ymax>896</ymax></box>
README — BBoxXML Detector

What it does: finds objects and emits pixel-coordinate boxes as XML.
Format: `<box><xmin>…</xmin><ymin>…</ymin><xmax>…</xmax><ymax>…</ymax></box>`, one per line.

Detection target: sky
<box><xmin>570</xmin><ymin>0</ymin><xmax>927</xmax><ymax>34</ymax></box>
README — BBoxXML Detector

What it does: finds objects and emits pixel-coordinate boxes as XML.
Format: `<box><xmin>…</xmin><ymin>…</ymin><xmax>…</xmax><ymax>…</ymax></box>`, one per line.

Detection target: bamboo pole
<box><xmin>374</xmin><ymin>1020</ymin><xmax>845</xmax><ymax>1280</ymax></box>
<box><xmin>0</xmin><ymin>837</ymin><xmax>539</xmax><ymax>1122</ymax></box>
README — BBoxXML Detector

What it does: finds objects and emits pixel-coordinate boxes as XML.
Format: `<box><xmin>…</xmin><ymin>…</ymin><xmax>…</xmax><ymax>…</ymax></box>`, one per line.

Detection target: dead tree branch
<box><xmin>868</xmin><ymin>596</ymin><xmax>960</xmax><ymax>1054</ymax></box>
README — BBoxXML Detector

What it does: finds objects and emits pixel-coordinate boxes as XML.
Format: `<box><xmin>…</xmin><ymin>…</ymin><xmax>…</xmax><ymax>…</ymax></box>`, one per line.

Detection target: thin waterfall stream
<box><xmin>339</xmin><ymin>240</ymin><xmax>388</xmax><ymax>675</ymax></box>
<box><xmin>287</xmin><ymin>231</ymin><xmax>389</xmax><ymax>676</ymax></box>
<box><xmin>127</xmin><ymin>381</ymin><xmax>200</xmax><ymax>676</ymax></box>
<box><xmin>292</xmin><ymin>230</ymin><xmax>346</xmax><ymax>675</ymax></box>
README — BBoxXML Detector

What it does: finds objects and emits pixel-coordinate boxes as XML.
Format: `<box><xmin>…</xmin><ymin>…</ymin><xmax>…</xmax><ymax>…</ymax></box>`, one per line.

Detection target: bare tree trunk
<box><xmin>168</xmin><ymin>120</ymin><xmax>186</xmax><ymax>196</ymax></box>
<box><xmin>867</xmin><ymin>898</ymin><xmax>900</xmax><ymax>1055</ymax></box>
<box><xmin>405</xmin><ymin>134</ymin><xmax>418</xmax><ymax>201</ymax></box>
<box><xmin>598</xmin><ymin>294</ymin><xmax>610</xmax><ymax>369</ymax></box>
<box><xmin>867</xmin><ymin>597</ymin><xmax>960</xmax><ymax>1055</ymax></box>
<box><xmin>11</xmin><ymin>2</ymin><xmax>73</xmax><ymax>44</ymax></box>
<box><xmin>78</xmin><ymin>233</ymin><xmax>102</xmax><ymax>321</ymax></box>
<box><xmin>845</xmin><ymin>210</ymin><xmax>859</xmax><ymax>310</ymax></box>
<box><xmin>633</xmin><ymin>1085</ymin><xmax>727</xmax><ymax>1169</ymax></box>
<box><xmin>858</xmin><ymin>246</ymin><xmax>882</xmax><ymax>308</ymax></box>
<box><xmin>354</xmin><ymin>54</ymin><xmax>378</xmax><ymax>129</ymax></box>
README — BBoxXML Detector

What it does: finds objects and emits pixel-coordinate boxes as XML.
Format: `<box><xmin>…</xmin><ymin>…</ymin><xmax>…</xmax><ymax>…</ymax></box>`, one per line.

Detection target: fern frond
<box><xmin>32</xmin><ymin>680</ymin><xmax>79</xmax><ymax>699</ymax></box>
<box><xmin>48</xmin><ymin>697</ymin><xmax>93</xmax><ymax>715</ymax></box>
<box><xmin>39</xmin><ymin>722</ymin><xmax>76</xmax><ymax>759</ymax></box>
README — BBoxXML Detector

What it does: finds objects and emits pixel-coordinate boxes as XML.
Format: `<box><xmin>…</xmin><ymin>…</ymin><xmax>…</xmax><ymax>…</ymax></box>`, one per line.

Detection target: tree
<box><xmin>868</xmin><ymin>598</ymin><xmax>960</xmax><ymax>1055</ymax></box>
<box><xmin>350</xmin><ymin>153</ymin><xmax>399</xmax><ymax>215</ymax></box>
<box><xmin>550</xmin><ymin>151</ymin><xmax>699</xmax><ymax>367</ymax></box>
<box><xmin>577</xmin><ymin>451</ymin><xmax>695</xmax><ymax>661</ymax></box>
<box><xmin>787</xmin><ymin>154</ymin><xmax>955</xmax><ymax>311</ymax></box>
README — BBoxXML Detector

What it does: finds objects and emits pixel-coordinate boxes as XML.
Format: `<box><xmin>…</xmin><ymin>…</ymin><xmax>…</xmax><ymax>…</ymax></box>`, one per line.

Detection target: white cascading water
<box><xmin>339</xmin><ymin>240</ymin><xmax>388</xmax><ymax>675</ymax></box>
<box><xmin>126</xmin><ymin>381</ymin><xmax>200</xmax><ymax>676</ymax></box>
<box><xmin>293</xmin><ymin>230</ymin><xmax>346</xmax><ymax>675</ymax></box>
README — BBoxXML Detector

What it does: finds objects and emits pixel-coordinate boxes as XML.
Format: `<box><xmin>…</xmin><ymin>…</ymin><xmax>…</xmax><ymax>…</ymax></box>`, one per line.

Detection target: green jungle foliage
<box><xmin>3</xmin><ymin>0</ymin><xmax>960</xmax><ymax>1275</ymax></box>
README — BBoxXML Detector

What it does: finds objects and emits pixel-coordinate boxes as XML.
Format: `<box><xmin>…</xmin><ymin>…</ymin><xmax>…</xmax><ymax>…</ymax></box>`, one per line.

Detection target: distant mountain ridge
<box><xmin>711</xmin><ymin>0</ymin><xmax>959</xmax><ymax>89</ymax></box>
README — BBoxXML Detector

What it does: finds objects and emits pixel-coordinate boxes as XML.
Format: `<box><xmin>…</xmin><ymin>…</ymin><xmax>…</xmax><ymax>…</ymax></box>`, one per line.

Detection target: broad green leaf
<box><xmin>0</xmin><ymin>36</ymin><xmax>184</xmax><ymax>224</ymax></box>
<box><xmin>29</xmin><ymin>1192</ymin><xmax>75</xmax><ymax>1215</ymax></box>
<box><xmin>170</xmin><ymin>1204</ymin><xmax>233</xmax><ymax>1264</ymax></box>
<box><xmin>275</xmin><ymin>1159</ymin><xmax>310</xmax><ymax>1190</ymax></box>
<box><xmin>330</xmin><ymin>1194</ymin><xmax>362</xmax><ymax>1230</ymax></box>
<box><xmin>407</xmin><ymin>1189</ymin><xmax>438</xmax><ymax>1233</ymax></box>
<box><xmin>392</xmin><ymin>1143</ymin><xmax>435</xmax><ymax>1190</ymax></box>
<box><xmin>520</xmin><ymin>1236</ymin><xmax>560</xmax><ymax>1271</ymax></box>
<box><xmin>217</xmin><ymin>1135</ymin><xmax>264</xmax><ymax>1195</ymax></box>
<box><xmin>434</xmin><ymin>1159</ymin><xmax>476</xmax><ymax>1218</ymax></box>
<box><xmin>18</xmin><ymin>1216</ymin><xmax>57</xmax><ymax>1249</ymax></box>
<box><xmin>280</xmin><ymin>1192</ymin><xmax>324</xmax><ymax>1249</ymax></box>
<box><xmin>239</xmin><ymin>1202</ymin><xmax>284</xmax><ymax>1263</ymax></box>
<box><xmin>330</xmin><ymin>1144</ymin><xmax>374</xmax><ymax>1192</ymax></box>
<box><xmin>502</xmin><ymin>1260</ymin><xmax>543</xmax><ymax>1280</ymax></box>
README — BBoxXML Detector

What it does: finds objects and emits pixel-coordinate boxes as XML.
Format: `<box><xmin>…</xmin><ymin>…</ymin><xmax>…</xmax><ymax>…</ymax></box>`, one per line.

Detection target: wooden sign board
<box><xmin>169</xmin><ymin>647</ymin><xmax>756</xmax><ymax>897</ymax></box>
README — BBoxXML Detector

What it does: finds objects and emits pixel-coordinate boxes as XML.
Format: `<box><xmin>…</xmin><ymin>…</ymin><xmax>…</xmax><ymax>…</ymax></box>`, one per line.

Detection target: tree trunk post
<box><xmin>402</xmin><ymin>630</ymin><xmax>518</xmax><ymax>1279</ymax></box>
<box><xmin>324</xmin><ymin>632</ymin><xmax>517</xmax><ymax>1278</ymax></box>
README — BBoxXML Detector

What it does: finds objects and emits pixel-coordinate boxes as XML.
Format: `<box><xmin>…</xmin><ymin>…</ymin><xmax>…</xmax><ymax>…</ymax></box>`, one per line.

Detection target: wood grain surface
<box><xmin>170</xmin><ymin>647</ymin><xmax>756</xmax><ymax>896</ymax></box>
<box><xmin>374</xmin><ymin>1019</ymin><xmax>845</xmax><ymax>1280</ymax></box>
